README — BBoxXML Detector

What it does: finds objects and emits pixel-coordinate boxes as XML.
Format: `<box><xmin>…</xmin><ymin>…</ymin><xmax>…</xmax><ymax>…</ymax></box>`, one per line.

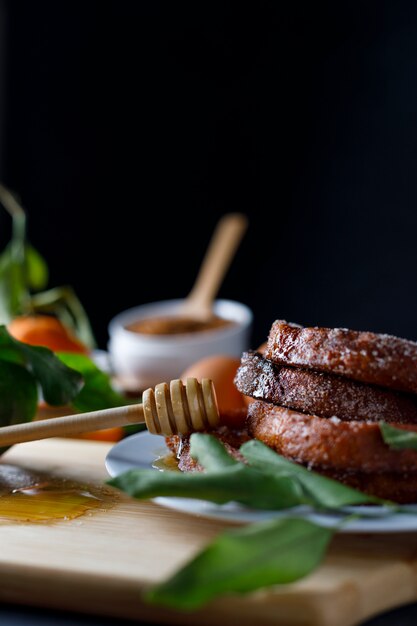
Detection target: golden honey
<box><xmin>152</xmin><ymin>452</ymin><xmax>180</xmax><ymax>472</ymax></box>
<box><xmin>0</xmin><ymin>464</ymin><xmax>116</xmax><ymax>523</ymax></box>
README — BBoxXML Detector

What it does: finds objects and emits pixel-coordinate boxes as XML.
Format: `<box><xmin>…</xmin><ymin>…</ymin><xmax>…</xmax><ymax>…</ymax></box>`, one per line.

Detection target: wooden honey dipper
<box><xmin>0</xmin><ymin>378</ymin><xmax>220</xmax><ymax>447</ymax></box>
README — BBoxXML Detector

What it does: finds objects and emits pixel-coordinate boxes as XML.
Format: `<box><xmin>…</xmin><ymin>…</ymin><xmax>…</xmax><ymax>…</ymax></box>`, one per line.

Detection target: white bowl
<box><xmin>107</xmin><ymin>299</ymin><xmax>253</xmax><ymax>390</ymax></box>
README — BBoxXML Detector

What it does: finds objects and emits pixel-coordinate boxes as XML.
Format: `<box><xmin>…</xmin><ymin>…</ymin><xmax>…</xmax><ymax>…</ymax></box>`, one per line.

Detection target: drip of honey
<box><xmin>0</xmin><ymin>464</ymin><xmax>116</xmax><ymax>523</ymax></box>
<box><xmin>152</xmin><ymin>452</ymin><xmax>180</xmax><ymax>472</ymax></box>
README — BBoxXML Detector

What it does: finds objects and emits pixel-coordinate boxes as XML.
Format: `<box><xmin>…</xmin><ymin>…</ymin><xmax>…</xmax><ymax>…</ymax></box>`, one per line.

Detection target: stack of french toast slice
<box><xmin>235</xmin><ymin>320</ymin><xmax>417</xmax><ymax>503</ymax></box>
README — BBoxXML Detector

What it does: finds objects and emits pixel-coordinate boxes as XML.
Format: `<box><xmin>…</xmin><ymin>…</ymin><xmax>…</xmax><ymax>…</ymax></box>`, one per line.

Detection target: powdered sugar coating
<box><xmin>265</xmin><ymin>320</ymin><xmax>417</xmax><ymax>394</ymax></box>
<box><xmin>247</xmin><ymin>400</ymin><xmax>417</xmax><ymax>474</ymax></box>
<box><xmin>235</xmin><ymin>351</ymin><xmax>417</xmax><ymax>423</ymax></box>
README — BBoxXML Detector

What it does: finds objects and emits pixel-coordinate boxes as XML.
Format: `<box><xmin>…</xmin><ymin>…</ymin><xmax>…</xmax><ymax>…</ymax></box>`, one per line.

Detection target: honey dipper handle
<box><xmin>0</xmin><ymin>404</ymin><xmax>145</xmax><ymax>447</ymax></box>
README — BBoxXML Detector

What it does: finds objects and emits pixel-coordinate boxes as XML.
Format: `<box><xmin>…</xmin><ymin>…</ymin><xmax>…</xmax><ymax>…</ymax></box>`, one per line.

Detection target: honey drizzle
<box><xmin>152</xmin><ymin>452</ymin><xmax>180</xmax><ymax>472</ymax></box>
<box><xmin>0</xmin><ymin>464</ymin><xmax>116</xmax><ymax>523</ymax></box>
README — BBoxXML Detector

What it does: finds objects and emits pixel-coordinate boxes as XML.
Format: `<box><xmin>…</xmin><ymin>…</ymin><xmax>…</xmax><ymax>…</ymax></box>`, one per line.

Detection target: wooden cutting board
<box><xmin>0</xmin><ymin>438</ymin><xmax>417</xmax><ymax>626</ymax></box>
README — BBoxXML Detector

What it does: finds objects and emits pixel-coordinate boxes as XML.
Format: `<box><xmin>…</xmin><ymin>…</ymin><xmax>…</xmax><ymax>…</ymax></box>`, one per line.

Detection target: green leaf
<box><xmin>18</xmin><ymin>344</ymin><xmax>83</xmax><ymax>406</ymax></box>
<box><xmin>240</xmin><ymin>439</ymin><xmax>382</xmax><ymax>508</ymax></box>
<box><xmin>189</xmin><ymin>432</ymin><xmax>239</xmax><ymax>470</ymax></box>
<box><xmin>0</xmin><ymin>343</ymin><xmax>26</xmax><ymax>365</ymax></box>
<box><xmin>0</xmin><ymin>326</ymin><xmax>83</xmax><ymax>406</ymax></box>
<box><xmin>108</xmin><ymin>433</ymin><xmax>382</xmax><ymax>511</ymax></box>
<box><xmin>0</xmin><ymin>360</ymin><xmax>38</xmax><ymax>426</ymax></box>
<box><xmin>25</xmin><ymin>245</ymin><xmax>49</xmax><ymax>291</ymax></box>
<box><xmin>379</xmin><ymin>421</ymin><xmax>417</xmax><ymax>450</ymax></box>
<box><xmin>145</xmin><ymin>517</ymin><xmax>335</xmax><ymax>610</ymax></box>
<box><xmin>107</xmin><ymin>463</ymin><xmax>305</xmax><ymax>510</ymax></box>
<box><xmin>57</xmin><ymin>352</ymin><xmax>126</xmax><ymax>412</ymax></box>
<box><xmin>107</xmin><ymin>434</ymin><xmax>388</xmax><ymax>610</ymax></box>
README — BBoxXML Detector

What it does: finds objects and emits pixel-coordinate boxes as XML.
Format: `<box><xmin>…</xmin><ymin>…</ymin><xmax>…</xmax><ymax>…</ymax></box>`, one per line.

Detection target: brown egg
<box><xmin>180</xmin><ymin>355</ymin><xmax>247</xmax><ymax>428</ymax></box>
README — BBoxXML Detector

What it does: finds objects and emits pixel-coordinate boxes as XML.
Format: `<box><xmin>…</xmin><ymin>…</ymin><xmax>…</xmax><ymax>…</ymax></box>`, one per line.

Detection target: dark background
<box><xmin>1</xmin><ymin>6</ymin><xmax>417</xmax><ymax>625</ymax></box>
<box><xmin>1</xmin><ymin>0</ymin><xmax>417</xmax><ymax>350</ymax></box>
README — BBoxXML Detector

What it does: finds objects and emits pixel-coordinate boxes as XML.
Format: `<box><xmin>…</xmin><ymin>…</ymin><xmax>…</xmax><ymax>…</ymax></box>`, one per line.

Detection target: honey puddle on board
<box><xmin>0</xmin><ymin>464</ymin><xmax>117</xmax><ymax>523</ymax></box>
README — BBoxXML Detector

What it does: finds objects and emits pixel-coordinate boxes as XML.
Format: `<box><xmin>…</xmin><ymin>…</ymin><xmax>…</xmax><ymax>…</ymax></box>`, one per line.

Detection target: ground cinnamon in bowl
<box><xmin>126</xmin><ymin>315</ymin><xmax>235</xmax><ymax>336</ymax></box>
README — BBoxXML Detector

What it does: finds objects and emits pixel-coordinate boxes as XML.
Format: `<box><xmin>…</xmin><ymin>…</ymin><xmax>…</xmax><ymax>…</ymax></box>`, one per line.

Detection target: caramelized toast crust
<box><xmin>247</xmin><ymin>400</ymin><xmax>417</xmax><ymax>473</ymax></box>
<box><xmin>265</xmin><ymin>320</ymin><xmax>417</xmax><ymax>394</ymax></box>
<box><xmin>235</xmin><ymin>351</ymin><xmax>417</xmax><ymax>423</ymax></box>
<box><xmin>318</xmin><ymin>468</ymin><xmax>417</xmax><ymax>504</ymax></box>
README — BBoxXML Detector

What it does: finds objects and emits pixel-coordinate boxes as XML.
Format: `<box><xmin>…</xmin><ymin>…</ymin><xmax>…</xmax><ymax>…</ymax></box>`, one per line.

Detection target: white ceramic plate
<box><xmin>105</xmin><ymin>431</ymin><xmax>417</xmax><ymax>533</ymax></box>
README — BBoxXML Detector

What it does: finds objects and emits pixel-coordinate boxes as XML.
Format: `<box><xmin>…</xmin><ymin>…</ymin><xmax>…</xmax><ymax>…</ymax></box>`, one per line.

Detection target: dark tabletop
<box><xmin>1</xmin><ymin>601</ymin><xmax>417</xmax><ymax>626</ymax></box>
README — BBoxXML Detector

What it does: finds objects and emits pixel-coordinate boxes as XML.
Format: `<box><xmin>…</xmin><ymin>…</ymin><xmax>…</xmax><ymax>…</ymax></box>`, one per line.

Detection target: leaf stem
<box><xmin>0</xmin><ymin>183</ymin><xmax>27</xmax><ymax>247</ymax></box>
<box><xmin>30</xmin><ymin>285</ymin><xmax>97</xmax><ymax>348</ymax></box>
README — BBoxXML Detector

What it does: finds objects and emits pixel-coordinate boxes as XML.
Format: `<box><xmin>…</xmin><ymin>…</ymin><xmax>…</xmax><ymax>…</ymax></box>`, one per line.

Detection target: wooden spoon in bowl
<box><xmin>178</xmin><ymin>212</ymin><xmax>248</xmax><ymax>322</ymax></box>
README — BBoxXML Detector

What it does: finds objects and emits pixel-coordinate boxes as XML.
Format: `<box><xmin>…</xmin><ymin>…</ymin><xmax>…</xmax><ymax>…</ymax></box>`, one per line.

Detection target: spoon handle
<box><xmin>183</xmin><ymin>212</ymin><xmax>248</xmax><ymax>319</ymax></box>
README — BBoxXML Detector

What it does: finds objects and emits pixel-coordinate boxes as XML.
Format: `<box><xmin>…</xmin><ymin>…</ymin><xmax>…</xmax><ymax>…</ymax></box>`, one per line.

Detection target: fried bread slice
<box><xmin>247</xmin><ymin>400</ymin><xmax>417</xmax><ymax>474</ymax></box>
<box><xmin>166</xmin><ymin>415</ymin><xmax>417</xmax><ymax>503</ymax></box>
<box><xmin>235</xmin><ymin>351</ymin><xmax>417</xmax><ymax>423</ymax></box>
<box><xmin>265</xmin><ymin>320</ymin><xmax>417</xmax><ymax>394</ymax></box>
<box><xmin>320</xmin><ymin>467</ymin><xmax>417</xmax><ymax>504</ymax></box>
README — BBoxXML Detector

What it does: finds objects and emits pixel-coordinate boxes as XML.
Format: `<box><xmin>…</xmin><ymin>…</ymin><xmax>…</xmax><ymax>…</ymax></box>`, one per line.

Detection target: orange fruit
<box><xmin>71</xmin><ymin>427</ymin><xmax>125</xmax><ymax>442</ymax></box>
<box><xmin>7</xmin><ymin>315</ymin><xmax>89</xmax><ymax>354</ymax></box>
